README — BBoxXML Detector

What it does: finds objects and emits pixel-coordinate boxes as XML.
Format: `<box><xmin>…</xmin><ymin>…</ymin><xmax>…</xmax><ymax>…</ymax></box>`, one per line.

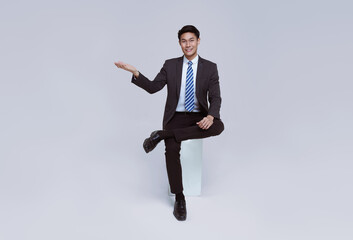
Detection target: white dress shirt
<box><xmin>175</xmin><ymin>55</ymin><xmax>200</xmax><ymax>112</ymax></box>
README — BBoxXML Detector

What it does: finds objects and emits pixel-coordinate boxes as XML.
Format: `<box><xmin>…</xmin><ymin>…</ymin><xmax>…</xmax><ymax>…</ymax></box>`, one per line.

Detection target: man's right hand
<box><xmin>114</xmin><ymin>61</ymin><xmax>139</xmax><ymax>78</ymax></box>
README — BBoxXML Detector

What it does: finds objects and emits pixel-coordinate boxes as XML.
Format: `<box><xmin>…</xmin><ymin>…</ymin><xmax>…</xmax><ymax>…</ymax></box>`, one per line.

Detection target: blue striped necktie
<box><xmin>185</xmin><ymin>61</ymin><xmax>194</xmax><ymax>112</ymax></box>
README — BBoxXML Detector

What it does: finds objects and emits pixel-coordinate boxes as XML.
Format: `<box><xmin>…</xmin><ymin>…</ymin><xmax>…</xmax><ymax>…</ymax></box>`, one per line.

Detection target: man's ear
<box><xmin>197</xmin><ymin>38</ymin><xmax>201</xmax><ymax>45</ymax></box>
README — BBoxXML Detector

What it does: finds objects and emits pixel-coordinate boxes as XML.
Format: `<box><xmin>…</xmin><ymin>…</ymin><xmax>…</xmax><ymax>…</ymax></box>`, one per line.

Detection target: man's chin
<box><xmin>184</xmin><ymin>52</ymin><xmax>196</xmax><ymax>58</ymax></box>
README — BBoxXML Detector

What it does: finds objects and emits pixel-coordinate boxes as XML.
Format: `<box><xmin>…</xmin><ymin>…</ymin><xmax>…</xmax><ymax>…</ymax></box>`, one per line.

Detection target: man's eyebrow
<box><xmin>181</xmin><ymin>37</ymin><xmax>195</xmax><ymax>41</ymax></box>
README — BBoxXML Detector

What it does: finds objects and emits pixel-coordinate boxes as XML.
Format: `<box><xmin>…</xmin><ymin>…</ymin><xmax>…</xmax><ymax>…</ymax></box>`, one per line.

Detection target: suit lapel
<box><xmin>195</xmin><ymin>56</ymin><xmax>204</xmax><ymax>100</ymax></box>
<box><xmin>175</xmin><ymin>56</ymin><xmax>183</xmax><ymax>98</ymax></box>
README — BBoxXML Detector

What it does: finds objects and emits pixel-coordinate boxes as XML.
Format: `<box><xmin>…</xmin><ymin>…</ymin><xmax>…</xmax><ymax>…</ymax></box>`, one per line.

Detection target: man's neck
<box><xmin>185</xmin><ymin>54</ymin><xmax>198</xmax><ymax>61</ymax></box>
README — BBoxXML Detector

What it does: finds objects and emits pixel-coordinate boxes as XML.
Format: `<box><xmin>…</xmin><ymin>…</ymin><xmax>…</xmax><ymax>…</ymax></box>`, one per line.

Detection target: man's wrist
<box><xmin>206</xmin><ymin>115</ymin><xmax>214</xmax><ymax>121</ymax></box>
<box><xmin>133</xmin><ymin>70</ymin><xmax>139</xmax><ymax>78</ymax></box>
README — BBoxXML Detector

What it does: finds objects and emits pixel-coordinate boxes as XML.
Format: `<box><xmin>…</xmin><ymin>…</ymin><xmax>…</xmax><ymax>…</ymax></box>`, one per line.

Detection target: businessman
<box><xmin>115</xmin><ymin>25</ymin><xmax>224</xmax><ymax>221</ymax></box>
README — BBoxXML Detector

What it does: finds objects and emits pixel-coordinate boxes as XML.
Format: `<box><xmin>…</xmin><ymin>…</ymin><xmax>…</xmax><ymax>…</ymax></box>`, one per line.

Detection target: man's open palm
<box><xmin>115</xmin><ymin>61</ymin><xmax>136</xmax><ymax>73</ymax></box>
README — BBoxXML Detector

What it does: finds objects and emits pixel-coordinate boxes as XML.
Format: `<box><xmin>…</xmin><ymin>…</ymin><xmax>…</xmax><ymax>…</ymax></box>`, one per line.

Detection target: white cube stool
<box><xmin>168</xmin><ymin>139</ymin><xmax>203</xmax><ymax>196</ymax></box>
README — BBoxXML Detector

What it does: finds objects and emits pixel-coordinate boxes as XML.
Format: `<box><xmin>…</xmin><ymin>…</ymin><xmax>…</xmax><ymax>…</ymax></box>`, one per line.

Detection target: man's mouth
<box><xmin>186</xmin><ymin>48</ymin><xmax>192</xmax><ymax>52</ymax></box>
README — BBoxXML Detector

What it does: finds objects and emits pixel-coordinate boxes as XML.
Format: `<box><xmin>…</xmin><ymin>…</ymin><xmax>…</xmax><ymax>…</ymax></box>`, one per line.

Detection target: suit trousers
<box><xmin>164</xmin><ymin>112</ymin><xmax>224</xmax><ymax>194</ymax></box>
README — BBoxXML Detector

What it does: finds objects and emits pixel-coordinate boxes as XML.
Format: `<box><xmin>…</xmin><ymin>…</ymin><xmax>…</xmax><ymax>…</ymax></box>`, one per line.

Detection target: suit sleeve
<box><xmin>208</xmin><ymin>64</ymin><xmax>222</xmax><ymax>119</ymax></box>
<box><xmin>131</xmin><ymin>61</ymin><xmax>167</xmax><ymax>94</ymax></box>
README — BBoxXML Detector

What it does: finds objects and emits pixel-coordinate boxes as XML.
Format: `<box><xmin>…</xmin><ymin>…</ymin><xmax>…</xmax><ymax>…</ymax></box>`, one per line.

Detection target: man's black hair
<box><xmin>178</xmin><ymin>25</ymin><xmax>200</xmax><ymax>40</ymax></box>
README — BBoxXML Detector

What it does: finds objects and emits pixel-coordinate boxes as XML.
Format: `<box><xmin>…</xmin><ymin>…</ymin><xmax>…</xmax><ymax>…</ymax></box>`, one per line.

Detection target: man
<box><xmin>114</xmin><ymin>25</ymin><xmax>224</xmax><ymax>221</ymax></box>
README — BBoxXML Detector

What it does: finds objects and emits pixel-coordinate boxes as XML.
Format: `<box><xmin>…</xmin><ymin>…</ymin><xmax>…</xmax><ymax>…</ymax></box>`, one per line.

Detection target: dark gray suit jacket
<box><xmin>131</xmin><ymin>56</ymin><xmax>222</xmax><ymax>128</ymax></box>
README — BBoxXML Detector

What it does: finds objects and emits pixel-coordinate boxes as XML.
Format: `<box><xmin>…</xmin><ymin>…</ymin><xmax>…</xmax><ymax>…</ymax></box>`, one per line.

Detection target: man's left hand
<box><xmin>197</xmin><ymin>115</ymin><xmax>214</xmax><ymax>130</ymax></box>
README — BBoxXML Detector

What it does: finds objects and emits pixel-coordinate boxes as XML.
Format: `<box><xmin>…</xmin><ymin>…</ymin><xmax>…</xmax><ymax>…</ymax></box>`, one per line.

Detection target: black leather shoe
<box><xmin>173</xmin><ymin>200</ymin><xmax>187</xmax><ymax>221</ymax></box>
<box><xmin>143</xmin><ymin>131</ymin><xmax>162</xmax><ymax>153</ymax></box>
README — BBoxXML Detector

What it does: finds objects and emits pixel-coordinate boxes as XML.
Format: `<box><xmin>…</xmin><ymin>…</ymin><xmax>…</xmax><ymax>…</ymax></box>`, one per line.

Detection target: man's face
<box><xmin>179</xmin><ymin>32</ymin><xmax>200</xmax><ymax>60</ymax></box>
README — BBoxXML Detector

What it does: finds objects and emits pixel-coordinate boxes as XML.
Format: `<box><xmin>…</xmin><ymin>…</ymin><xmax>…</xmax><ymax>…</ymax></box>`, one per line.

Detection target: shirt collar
<box><xmin>183</xmin><ymin>55</ymin><xmax>199</xmax><ymax>65</ymax></box>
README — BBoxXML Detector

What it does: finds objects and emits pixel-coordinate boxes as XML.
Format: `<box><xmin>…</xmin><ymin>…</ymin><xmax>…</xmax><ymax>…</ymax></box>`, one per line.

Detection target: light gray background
<box><xmin>1</xmin><ymin>0</ymin><xmax>352</xmax><ymax>239</ymax></box>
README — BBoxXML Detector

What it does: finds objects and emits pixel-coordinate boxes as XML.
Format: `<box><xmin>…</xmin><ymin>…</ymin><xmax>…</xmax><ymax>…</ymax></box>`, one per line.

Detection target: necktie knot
<box><xmin>188</xmin><ymin>61</ymin><xmax>193</xmax><ymax>66</ymax></box>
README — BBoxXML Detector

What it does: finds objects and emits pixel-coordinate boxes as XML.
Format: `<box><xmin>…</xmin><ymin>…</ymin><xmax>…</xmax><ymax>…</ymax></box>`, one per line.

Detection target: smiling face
<box><xmin>179</xmin><ymin>32</ymin><xmax>200</xmax><ymax>60</ymax></box>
